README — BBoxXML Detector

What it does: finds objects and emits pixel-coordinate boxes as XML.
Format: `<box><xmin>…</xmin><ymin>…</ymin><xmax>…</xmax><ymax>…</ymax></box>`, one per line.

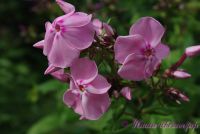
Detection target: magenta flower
<box><xmin>114</xmin><ymin>17</ymin><xmax>170</xmax><ymax>81</ymax></box>
<box><xmin>34</xmin><ymin>0</ymin><xmax>95</xmax><ymax>68</ymax></box>
<box><xmin>120</xmin><ymin>87</ymin><xmax>132</xmax><ymax>100</ymax></box>
<box><xmin>185</xmin><ymin>45</ymin><xmax>200</xmax><ymax>57</ymax></box>
<box><xmin>63</xmin><ymin>58</ymin><xmax>111</xmax><ymax>120</ymax></box>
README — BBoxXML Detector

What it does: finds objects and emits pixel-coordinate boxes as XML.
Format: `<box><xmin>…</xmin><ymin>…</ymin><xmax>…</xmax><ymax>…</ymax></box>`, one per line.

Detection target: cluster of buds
<box><xmin>164</xmin><ymin>45</ymin><xmax>200</xmax><ymax>79</ymax></box>
<box><xmin>93</xmin><ymin>19</ymin><xmax>117</xmax><ymax>48</ymax></box>
<box><xmin>165</xmin><ymin>88</ymin><xmax>189</xmax><ymax>104</ymax></box>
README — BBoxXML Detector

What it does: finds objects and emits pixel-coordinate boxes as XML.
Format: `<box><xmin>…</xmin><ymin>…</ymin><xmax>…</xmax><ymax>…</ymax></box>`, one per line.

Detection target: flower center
<box><xmin>55</xmin><ymin>24</ymin><xmax>61</xmax><ymax>32</ymax></box>
<box><xmin>145</xmin><ymin>49</ymin><xmax>153</xmax><ymax>56</ymax></box>
<box><xmin>79</xmin><ymin>85</ymin><xmax>85</xmax><ymax>92</ymax></box>
<box><xmin>142</xmin><ymin>45</ymin><xmax>155</xmax><ymax>58</ymax></box>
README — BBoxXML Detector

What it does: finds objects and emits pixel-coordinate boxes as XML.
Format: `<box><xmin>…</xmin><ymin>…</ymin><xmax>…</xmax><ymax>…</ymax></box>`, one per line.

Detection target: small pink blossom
<box><xmin>63</xmin><ymin>58</ymin><xmax>111</xmax><ymax>120</ymax></box>
<box><xmin>34</xmin><ymin>0</ymin><xmax>95</xmax><ymax>68</ymax></box>
<box><xmin>185</xmin><ymin>45</ymin><xmax>200</xmax><ymax>57</ymax></box>
<box><xmin>120</xmin><ymin>87</ymin><xmax>132</xmax><ymax>100</ymax></box>
<box><xmin>114</xmin><ymin>17</ymin><xmax>170</xmax><ymax>81</ymax></box>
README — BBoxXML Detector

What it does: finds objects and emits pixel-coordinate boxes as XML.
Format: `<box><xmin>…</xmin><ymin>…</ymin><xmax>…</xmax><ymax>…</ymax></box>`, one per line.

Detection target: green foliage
<box><xmin>0</xmin><ymin>0</ymin><xmax>200</xmax><ymax>134</ymax></box>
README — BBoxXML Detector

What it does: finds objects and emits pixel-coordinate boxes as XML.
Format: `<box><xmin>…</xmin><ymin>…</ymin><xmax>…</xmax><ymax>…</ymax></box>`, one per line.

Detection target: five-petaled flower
<box><xmin>114</xmin><ymin>17</ymin><xmax>170</xmax><ymax>81</ymax></box>
<box><xmin>34</xmin><ymin>0</ymin><xmax>95</xmax><ymax>68</ymax></box>
<box><xmin>63</xmin><ymin>58</ymin><xmax>111</xmax><ymax>120</ymax></box>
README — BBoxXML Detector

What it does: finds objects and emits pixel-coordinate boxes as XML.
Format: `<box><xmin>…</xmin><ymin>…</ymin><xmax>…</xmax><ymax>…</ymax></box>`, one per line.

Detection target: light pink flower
<box><xmin>185</xmin><ymin>45</ymin><xmax>200</xmax><ymax>57</ymax></box>
<box><xmin>63</xmin><ymin>58</ymin><xmax>111</xmax><ymax>120</ymax></box>
<box><xmin>34</xmin><ymin>0</ymin><xmax>95</xmax><ymax>68</ymax></box>
<box><xmin>120</xmin><ymin>87</ymin><xmax>132</xmax><ymax>100</ymax></box>
<box><xmin>114</xmin><ymin>17</ymin><xmax>170</xmax><ymax>81</ymax></box>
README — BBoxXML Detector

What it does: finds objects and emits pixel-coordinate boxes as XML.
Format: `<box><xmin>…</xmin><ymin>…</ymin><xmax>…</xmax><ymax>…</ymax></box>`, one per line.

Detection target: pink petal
<box><xmin>114</xmin><ymin>34</ymin><xmax>146</xmax><ymax>64</ymax></box>
<box><xmin>63</xmin><ymin>89</ymin><xmax>83</xmax><ymax>115</ymax></box>
<box><xmin>56</xmin><ymin>0</ymin><xmax>75</xmax><ymax>14</ymax></box>
<box><xmin>62</xmin><ymin>12</ymin><xmax>92</xmax><ymax>27</ymax></box>
<box><xmin>118</xmin><ymin>54</ymin><xmax>147</xmax><ymax>81</ymax></box>
<box><xmin>129</xmin><ymin>17</ymin><xmax>165</xmax><ymax>47</ymax></box>
<box><xmin>145</xmin><ymin>56</ymin><xmax>160</xmax><ymax>78</ymax></box>
<box><xmin>79</xmin><ymin>116</ymin><xmax>87</xmax><ymax>120</ymax></box>
<box><xmin>43</xmin><ymin>22</ymin><xmax>55</xmax><ymax>56</ymax></box>
<box><xmin>33</xmin><ymin>40</ymin><xmax>44</xmax><ymax>49</ymax></box>
<box><xmin>185</xmin><ymin>45</ymin><xmax>200</xmax><ymax>57</ymax></box>
<box><xmin>155</xmin><ymin>43</ymin><xmax>170</xmax><ymax>60</ymax></box>
<box><xmin>70</xmin><ymin>80</ymin><xmax>78</xmax><ymax>90</ymax></box>
<box><xmin>93</xmin><ymin>19</ymin><xmax>102</xmax><ymax>28</ymax></box>
<box><xmin>82</xmin><ymin>92</ymin><xmax>110</xmax><ymax>120</ymax></box>
<box><xmin>44</xmin><ymin>64</ymin><xmax>60</xmax><ymax>75</ymax></box>
<box><xmin>48</xmin><ymin>33</ymin><xmax>80</xmax><ymax>68</ymax></box>
<box><xmin>120</xmin><ymin>87</ymin><xmax>132</xmax><ymax>100</ymax></box>
<box><xmin>62</xmin><ymin>23</ymin><xmax>95</xmax><ymax>50</ymax></box>
<box><xmin>71</xmin><ymin>58</ymin><xmax>98</xmax><ymax>85</ymax></box>
<box><xmin>86</xmin><ymin>75</ymin><xmax>111</xmax><ymax>94</ymax></box>
<box><xmin>92</xmin><ymin>19</ymin><xmax>102</xmax><ymax>35</ymax></box>
<box><xmin>172</xmin><ymin>70</ymin><xmax>191</xmax><ymax>79</ymax></box>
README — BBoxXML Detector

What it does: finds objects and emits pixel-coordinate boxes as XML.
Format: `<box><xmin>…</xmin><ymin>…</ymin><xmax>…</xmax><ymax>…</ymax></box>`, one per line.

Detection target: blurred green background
<box><xmin>0</xmin><ymin>0</ymin><xmax>200</xmax><ymax>134</ymax></box>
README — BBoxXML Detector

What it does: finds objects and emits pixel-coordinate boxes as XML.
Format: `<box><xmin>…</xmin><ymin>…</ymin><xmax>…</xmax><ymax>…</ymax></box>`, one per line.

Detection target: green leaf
<box><xmin>35</xmin><ymin>80</ymin><xmax>67</xmax><ymax>94</ymax></box>
<box><xmin>27</xmin><ymin>114</ymin><xmax>63</xmax><ymax>134</ymax></box>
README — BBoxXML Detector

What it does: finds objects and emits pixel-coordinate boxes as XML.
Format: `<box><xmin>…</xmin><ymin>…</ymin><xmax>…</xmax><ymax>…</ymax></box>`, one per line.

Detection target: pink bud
<box><xmin>44</xmin><ymin>64</ymin><xmax>60</xmax><ymax>75</ymax></box>
<box><xmin>185</xmin><ymin>45</ymin><xmax>200</xmax><ymax>57</ymax></box>
<box><xmin>51</xmin><ymin>70</ymin><xmax>70</xmax><ymax>82</ymax></box>
<box><xmin>120</xmin><ymin>87</ymin><xmax>132</xmax><ymax>100</ymax></box>
<box><xmin>165</xmin><ymin>88</ymin><xmax>189</xmax><ymax>103</ymax></box>
<box><xmin>33</xmin><ymin>40</ymin><xmax>44</xmax><ymax>49</ymax></box>
<box><xmin>113</xmin><ymin>90</ymin><xmax>119</xmax><ymax>98</ymax></box>
<box><xmin>56</xmin><ymin>0</ymin><xmax>75</xmax><ymax>14</ymax></box>
<box><xmin>92</xmin><ymin>18</ymin><xmax>114</xmax><ymax>36</ymax></box>
<box><xmin>103</xmin><ymin>23</ymin><xmax>114</xmax><ymax>36</ymax></box>
<box><xmin>171</xmin><ymin>69</ymin><xmax>191</xmax><ymax>79</ymax></box>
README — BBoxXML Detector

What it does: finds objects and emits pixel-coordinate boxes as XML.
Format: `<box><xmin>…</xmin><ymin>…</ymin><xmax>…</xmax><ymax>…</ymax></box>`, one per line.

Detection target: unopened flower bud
<box><xmin>120</xmin><ymin>87</ymin><xmax>132</xmax><ymax>100</ymax></box>
<box><xmin>165</xmin><ymin>88</ymin><xmax>189</xmax><ymax>104</ymax></box>
<box><xmin>44</xmin><ymin>64</ymin><xmax>60</xmax><ymax>75</ymax></box>
<box><xmin>92</xmin><ymin>18</ymin><xmax>114</xmax><ymax>42</ymax></box>
<box><xmin>51</xmin><ymin>71</ymin><xmax>70</xmax><ymax>82</ymax></box>
<box><xmin>172</xmin><ymin>69</ymin><xmax>191</xmax><ymax>79</ymax></box>
<box><xmin>33</xmin><ymin>40</ymin><xmax>44</xmax><ymax>49</ymax></box>
<box><xmin>164</xmin><ymin>69</ymin><xmax>191</xmax><ymax>79</ymax></box>
<box><xmin>113</xmin><ymin>90</ymin><xmax>119</xmax><ymax>98</ymax></box>
<box><xmin>185</xmin><ymin>45</ymin><xmax>200</xmax><ymax>57</ymax></box>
